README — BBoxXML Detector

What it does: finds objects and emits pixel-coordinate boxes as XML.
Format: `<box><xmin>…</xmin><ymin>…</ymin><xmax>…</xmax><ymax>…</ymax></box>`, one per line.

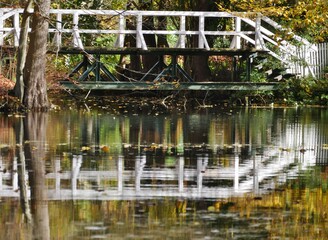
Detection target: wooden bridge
<box><xmin>0</xmin><ymin>8</ymin><xmax>317</xmax><ymax>91</ymax></box>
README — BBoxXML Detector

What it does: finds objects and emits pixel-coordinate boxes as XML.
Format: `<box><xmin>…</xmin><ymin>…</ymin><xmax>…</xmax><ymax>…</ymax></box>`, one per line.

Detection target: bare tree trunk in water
<box><xmin>24</xmin><ymin>112</ymin><xmax>50</xmax><ymax>240</ymax></box>
<box><xmin>22</xmin><ymin>0</ymin><xmax>50</xmax><ymax>111</ymax></box>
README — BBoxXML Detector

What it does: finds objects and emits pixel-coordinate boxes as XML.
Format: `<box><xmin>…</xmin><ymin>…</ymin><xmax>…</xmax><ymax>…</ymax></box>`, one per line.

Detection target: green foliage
<box><xmin>51</xmin><ymin>0</ymin><xmax>122</xmax><ymax>9</ymax></box>
<box><xmin>218</xmin><ymin>0</ymin><xmax>328</xmax><ymax>43</ymax></box>
<box><xmin>279</xmin><ymin>76</ymin><xmax>328</xmax><ymax>105</ymax></box>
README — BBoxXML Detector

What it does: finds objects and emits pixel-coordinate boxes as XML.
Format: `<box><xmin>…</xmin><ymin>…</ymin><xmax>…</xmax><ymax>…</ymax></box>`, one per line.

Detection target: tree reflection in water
<box><xmin>15</xmin><ymin>113</ymin><xmax>50</xmax><ymax>240</ymax></box>
<box><xmin>0</xmin><ymin>108</ymin><xmax>328</xmax><ymax>239</ymax></box>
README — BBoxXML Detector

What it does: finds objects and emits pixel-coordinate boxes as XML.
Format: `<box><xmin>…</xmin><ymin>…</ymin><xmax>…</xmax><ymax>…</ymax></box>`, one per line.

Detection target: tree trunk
<box><xmin>125</xmin><ymin>16</ymin><xmax>143</xmax><ymax>80</ymax></box>
<box><xmin>142</xmin><ymin>16</ymin><xmax>158</xmax><ymax>72</ymax></box>
<box><xmin>22</xmin><ymin>0</ymin><xmax>50</xmax><ymax>111</ymax></box>
<box><xmin>14</xmin><ymin>0</ymin><xmax>33</xmax><ymax>101</ymax></box>
<box><xmin>188</xmin><ymin>0</ymin><xmax>214</xmax><ymax>82</ymax></box>
<box><xmin>139</xmin><ymin>1</ymin><xmax>158</xmax><ymax>74</ymax></box>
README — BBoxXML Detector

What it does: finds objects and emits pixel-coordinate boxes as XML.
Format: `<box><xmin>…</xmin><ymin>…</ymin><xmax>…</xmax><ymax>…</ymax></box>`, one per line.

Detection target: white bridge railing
<box><xmin>0</xmin><ymin>8</ymin><xmax>318</xmax><ymax>77</ymax></box>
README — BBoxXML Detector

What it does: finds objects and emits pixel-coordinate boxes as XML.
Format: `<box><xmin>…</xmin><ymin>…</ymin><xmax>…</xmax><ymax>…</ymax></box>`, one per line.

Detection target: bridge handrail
<box><xmin>0</xmin><ymin>8</ymin><xmax>316</xmax><ymax>77</ymax></box>
<box><xmin>0</xmin><ymin>8</ymin><xmax>268</xmax><ymax>50</ymax></box>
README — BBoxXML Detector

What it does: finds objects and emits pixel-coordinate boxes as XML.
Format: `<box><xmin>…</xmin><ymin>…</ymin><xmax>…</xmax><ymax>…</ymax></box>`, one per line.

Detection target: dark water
<box><xmin>1</xmin><ymin>107</ymin><xmax>328</xmax><ymax>239</ymax></box>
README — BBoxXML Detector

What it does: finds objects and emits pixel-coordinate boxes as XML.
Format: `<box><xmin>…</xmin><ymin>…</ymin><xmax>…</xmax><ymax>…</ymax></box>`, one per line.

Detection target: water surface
<box><xmin>1</xmin><ymin>107</ymin><xmax>328</xmax><ymax>239</ymax></box>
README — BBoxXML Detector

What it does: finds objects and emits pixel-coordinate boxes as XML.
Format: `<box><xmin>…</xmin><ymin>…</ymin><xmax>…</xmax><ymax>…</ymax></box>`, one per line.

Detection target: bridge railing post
<box><xmin>198</xmin><ymin>15</ymin><xmax>210</xmax><ymax>50</ymax></box>
<box><xmin>53</xmin><ymin>13</ymin><xmax>62</xmax><ymax>48</ymax></box>
<box><xmin>14</xmin><ymin>11</ymin><xmax>20</xmax><ymax>47</ymax></box>
<box><xmin>0</xmin><ymin>11</ymin><xmax>3</xmax><ymax>46</ymax></box>
<box><xmin>255</xmin><ymin>14</ymin><xmax>265</xmax><ymax>50</ymax></box>
<box><xmin>72</xmin><ymin>12</ymin><xmax>83</xmax><ymax>49</ymax></box>
<box><xmin>136</xmin><ymin>14</ymin><xmax>147</xmax><ymax>50</ymax></box>
<box><xmin>198</xmin><ymin>15</ymin><xmax>205</xmax><ymax>48</ymax></box>
<box><xmin>115</xmin><ymin>14</ymin><xmax>125</xmax><ymax>48</ymax></box>
<box><xmin>231</xmin><ymin>17</ymin><xmax>241</xmax><ymax>49</ymax></box>
<box><xmin>177</xmin><ymin>15</ymin><xmax>185</xmax><ymax>48</ymax></box>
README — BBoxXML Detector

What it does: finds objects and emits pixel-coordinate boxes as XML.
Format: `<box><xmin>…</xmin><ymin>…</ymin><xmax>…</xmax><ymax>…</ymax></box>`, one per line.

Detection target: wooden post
<box><xmin>14</xmin><ymin>12</ymin><xmax>20</xmax><ymax>47</ymax></box>
<box><xmin>115</xmin><ymin>14</ymin><xmax>125</xmax><ymax>48</ymax></box>
<box><xmin>198</xmin><ymin>15</ymin><xmax>205</xmax><ymax>48</ymax></box>
<box><xmin>54</xmin><ymin>13</ymin><xmax>62</xmax><ymax>48</ymax></box>
<box><xmin>136</xmin><ymin>14</ymin><xmax>142</xmax><ymax>48</ymax></box>
<box><xmin>73</xmin><ymin>13</ymin><xmax>83</xmax><ymax>48</ymax></box>
<box><xmin>0</xmin><ymin>11</ymin><xmax>3</xmax><ymax>46</ymax></box>
<box><xmin>179</xmin><ymin>15</ymin><xmax>185</xmax><ymax>48</ymax></box>
<box><xmin>255</xmin><ymin>14</ymin><xmax>263</xmax><ymax>50</ymax></box>
<box><xmin>246</xmin><ymin>57</ymin><xmax>251</xmax><ymax>82</ymax></box>
<box><xmin>235</xmin><ymin>17</ymin><xmax>241</xmax><ymax>49</ymax></box>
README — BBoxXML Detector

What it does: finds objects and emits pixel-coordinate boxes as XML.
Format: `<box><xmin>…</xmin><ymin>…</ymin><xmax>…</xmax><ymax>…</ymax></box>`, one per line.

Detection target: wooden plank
<box><xmin>59</xmin><ymin>81</ymin><xmax>280</xmax><ymax>91</ymax></box>
<box><xmin>51</xmin><ymin>47</ymin><xmax>266</xmax><ymax>56</ymax></box>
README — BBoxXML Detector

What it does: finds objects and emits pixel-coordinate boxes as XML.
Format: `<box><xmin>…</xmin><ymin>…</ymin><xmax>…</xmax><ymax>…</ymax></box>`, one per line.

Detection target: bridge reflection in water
<box><xmin>0</xmin><ymin>150</ymin><xmax>316</xmax><ymax>200</ymax></box>
<box><xmin>0</xmin><ymin>108</ymin><xmax>326</xmax><ymax>201</ymax></box>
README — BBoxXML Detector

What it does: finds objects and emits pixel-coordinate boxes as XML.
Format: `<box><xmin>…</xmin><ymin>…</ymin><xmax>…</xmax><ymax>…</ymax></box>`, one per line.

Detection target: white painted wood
<box><xmin>231</xmin><ymin>17</ymin><xmax>241</xmax><ymax>49</ymax></box>
<box><xmin>0</xmin><ymin>11</ymin><xmax>3</xmax><ymax>46</ymax></box>
<box><xmin>72</xmin><ymin>13</ymin><xmax>83</xmax><ymax>49</ymax></box>
<box><xmin>53</xmin><ymin>13</ymin><xmax>62</xmax><ymax>48</ymax></box>
<box><xmin>115</xmin><ymin>14</ymin><xmax>125</xmax><ymax>48</ymax></box>
<box><xmin>14</xmin><ymin>12</ymin><xmax>20</xmax><ymax>46</ymax></box>
<box><xmin>255</xmin><ymin>15</ymin><xmax>263</xmax><ymax>50</ymax></box>
<box><xmin>198</xmin><ymin>16</ymin><xmax>205</xmax><ymax>48</ymax></box>
<box><xmin>178</xmin><ymin>15</ymin><xmax>186</xmax><ymax>48</ymax></box>
<box><xmin>0</xmin><ymin>8</ymin><xmax>325</xmax><ymax>78</ymax></box>
<box><xmin>0</xmin><ymin>147</ymin><xmax>316</xmax><ymax>200</ymax></box>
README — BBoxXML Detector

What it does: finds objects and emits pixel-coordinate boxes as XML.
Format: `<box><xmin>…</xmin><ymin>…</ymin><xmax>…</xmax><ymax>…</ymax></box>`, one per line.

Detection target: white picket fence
<box><xmin>293</xmin><ymin>42</ymin><xmax>328</xmax><ymax>79</ymax></box>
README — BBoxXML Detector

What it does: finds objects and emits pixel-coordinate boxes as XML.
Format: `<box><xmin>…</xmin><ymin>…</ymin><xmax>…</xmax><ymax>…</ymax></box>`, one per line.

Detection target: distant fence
<box><xmin>293</xmin><ymin>42</ymin><xmax>328</xmax><ymax>79</ymax></box>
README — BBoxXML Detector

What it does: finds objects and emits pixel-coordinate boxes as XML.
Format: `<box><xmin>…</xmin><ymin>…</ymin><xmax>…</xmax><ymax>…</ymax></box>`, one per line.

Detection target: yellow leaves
<box><xmin>51</xmin><ymin>3</ymin><xmax>60</xmax><ymax>9</ymax></box>
<box><xmin>215</xmin><ymin>2</ymin><xmax>226</xmax><ymax>11</ymax></box>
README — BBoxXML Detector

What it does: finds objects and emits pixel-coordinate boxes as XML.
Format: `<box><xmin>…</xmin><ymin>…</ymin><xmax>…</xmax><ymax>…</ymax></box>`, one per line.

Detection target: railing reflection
<box><xmin>0</xmin><ymin>148</ymin><xmax>316</xmax><ymax>200</ymax></box>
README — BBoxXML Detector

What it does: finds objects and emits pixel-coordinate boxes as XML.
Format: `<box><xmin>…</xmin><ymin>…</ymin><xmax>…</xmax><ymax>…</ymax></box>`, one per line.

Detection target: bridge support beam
<box><xmin>152</xmin><ymin>55</ymin><xmax>193</xmax><ymax>82</ymax></box>
<box><xmin>56</xmin><ymin>47</ymin><xmax>272</xmax><ymax>91</ymax></box>
<box><xmin>68</xmin><ymin>54</ymin><xmax>119</xmax><ymax>82</ymax></box>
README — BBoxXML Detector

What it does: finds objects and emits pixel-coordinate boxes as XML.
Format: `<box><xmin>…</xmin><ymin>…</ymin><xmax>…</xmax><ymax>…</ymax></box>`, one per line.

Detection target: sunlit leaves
<box><xmin>218</xmin><ymin>0</ymin><xmax>328</xmax><ymax>43</ymax></box>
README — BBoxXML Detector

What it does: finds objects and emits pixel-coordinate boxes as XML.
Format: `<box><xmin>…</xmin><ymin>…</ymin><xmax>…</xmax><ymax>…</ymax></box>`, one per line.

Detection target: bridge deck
<box><xmin>59</xmin><ymin>81</ymin><xmax>279</xmax><ymax>91</ymax></box>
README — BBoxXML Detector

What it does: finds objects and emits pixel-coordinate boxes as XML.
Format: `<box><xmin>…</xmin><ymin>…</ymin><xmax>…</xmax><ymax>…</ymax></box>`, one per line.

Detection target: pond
<box><xmin>1</xmin><ymin>107</ymin><xmax>328</xmax><ymax>239</ymax></box>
